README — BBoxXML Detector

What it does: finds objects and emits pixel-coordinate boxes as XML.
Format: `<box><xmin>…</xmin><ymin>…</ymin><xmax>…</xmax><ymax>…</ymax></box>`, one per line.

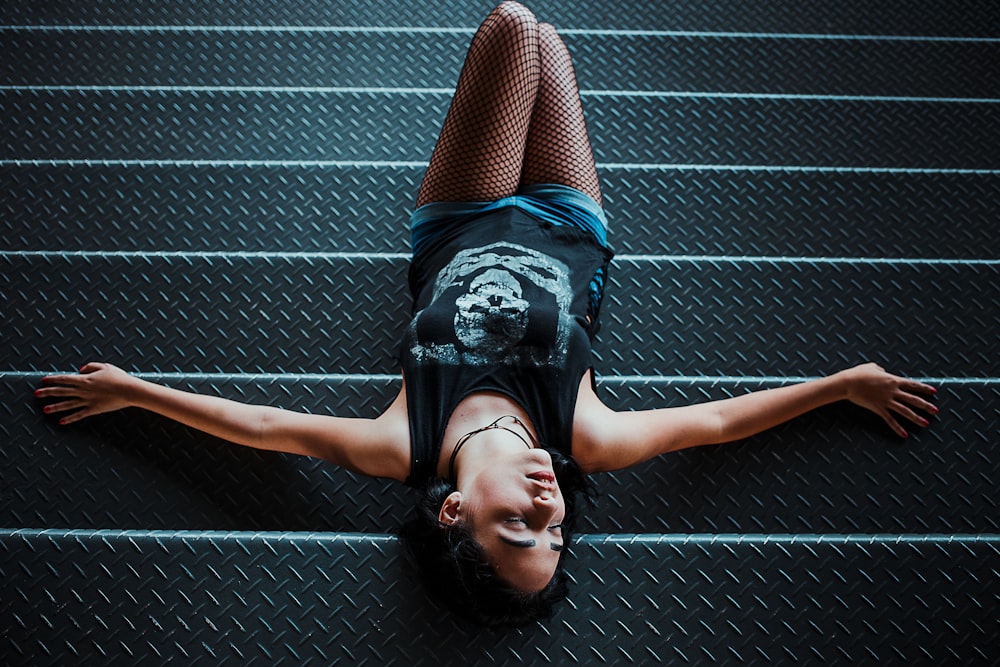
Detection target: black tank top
<box><xmin>401</xmin><ymin>206</ymin><xmax>613</xmax><ymax>487</ymax></box>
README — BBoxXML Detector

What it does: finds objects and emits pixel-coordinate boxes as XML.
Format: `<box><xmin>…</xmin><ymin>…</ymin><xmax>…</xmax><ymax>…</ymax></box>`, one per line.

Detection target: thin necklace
<box><xmin>447</xmin><ymin>415</ymin><xmax>540</xmax><ymax>483</ymax></box>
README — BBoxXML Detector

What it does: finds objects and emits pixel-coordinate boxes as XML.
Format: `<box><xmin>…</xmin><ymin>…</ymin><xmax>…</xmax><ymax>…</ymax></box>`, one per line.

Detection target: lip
<box><xmin>527</xmin><ymin>470</ymin><xmax>556</xmax><ymax>484</ymax></box>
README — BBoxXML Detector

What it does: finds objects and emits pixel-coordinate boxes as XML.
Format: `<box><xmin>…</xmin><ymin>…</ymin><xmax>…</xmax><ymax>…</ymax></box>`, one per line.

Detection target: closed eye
<box><xmin>506</xmin><ymin>518</ymin><xmax>564</xmax><ymax>532</ymax></box>
<box><xmin>497</xmin><ymin>534</ymin><xmax>564</xmax><ymax>552</ymax></box>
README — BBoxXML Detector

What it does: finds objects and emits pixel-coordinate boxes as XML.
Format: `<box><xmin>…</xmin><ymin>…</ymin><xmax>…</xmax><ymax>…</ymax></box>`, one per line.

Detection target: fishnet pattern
<box><xmin>520</xmin><ymin>23</ymin><xmax>602</xmax><ymax>206</ymax></box>
<box><xmin>416</xmin><ymin>2</ymin><xmax>602</xmax><ymax>208</ymax></box>
<box><xmin>416</xmin><ymin>2</ymin><xmax>540</xmax><ymax>206</ymax></box>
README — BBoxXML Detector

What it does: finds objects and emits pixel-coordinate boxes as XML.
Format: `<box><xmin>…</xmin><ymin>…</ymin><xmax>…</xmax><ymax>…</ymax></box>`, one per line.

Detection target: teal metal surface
<box><xmin>2</xmin><ymin>0</ymin><xmax>997</xmax><ymax>661</ymax></box>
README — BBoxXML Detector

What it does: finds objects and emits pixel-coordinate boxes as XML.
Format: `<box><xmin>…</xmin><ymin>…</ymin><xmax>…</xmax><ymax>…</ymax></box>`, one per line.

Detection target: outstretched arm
<box><xmin>574</xmin><ymin>363</ymin><xmax>937</xmax><ymax>474</ymax></box>
<box><xmin>35</xmin><ymin>362</ymin><xmax>410</xmax><ymax>481</ymax></box>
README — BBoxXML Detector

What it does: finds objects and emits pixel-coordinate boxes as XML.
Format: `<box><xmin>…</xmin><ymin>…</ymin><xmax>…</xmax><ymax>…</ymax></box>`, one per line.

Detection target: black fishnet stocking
<box><xmin>520</xmin><ymin>22</ymin><xmax>602</xmax><ymax>206</ymax></box>
<box><xmin>416</xmin><ymin>2</ymin><xmax>602</xmax><ymax>208</ymax></box>
<box><xmin>416</xmin><ymin>2</ymin><xmax>540</xmax><ymax>206</ymax></box>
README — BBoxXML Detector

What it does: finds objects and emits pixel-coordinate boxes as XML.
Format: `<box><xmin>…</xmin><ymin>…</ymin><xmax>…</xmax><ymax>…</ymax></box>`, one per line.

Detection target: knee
<box><xmin>488</xmin><ymin>1</ymin><xmax>538</xmax><ymax>37</ymax></box>
<box><xmin>538</xmin><ymin>22</ymin><xmax>562</xmax><ymax>49</ymax></box>
<box><xmin>537</xmin><ymin>22</ymin><xmax>571</xmax><ymax>61</ymax></box>
<box><xmin>494</xmin><ymin>1</ymin><xmax>535</xmax><ymax>20</ymax></box>
<box><xmin>538</xmin><ymin>22</ymin><xmax>558</xmax><ymax>40</ymax></box>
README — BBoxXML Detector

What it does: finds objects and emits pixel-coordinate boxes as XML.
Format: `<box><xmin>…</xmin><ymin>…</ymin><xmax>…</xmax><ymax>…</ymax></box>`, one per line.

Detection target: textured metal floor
<box><xmin>4</xmin><ymin>531</ymin><xmax>997</xmax><ymax>664</ymax></box>
<box><xmin>2</xmin><ymin>0</ymin><xmax>999</xmax><ymax>663</ymax></box>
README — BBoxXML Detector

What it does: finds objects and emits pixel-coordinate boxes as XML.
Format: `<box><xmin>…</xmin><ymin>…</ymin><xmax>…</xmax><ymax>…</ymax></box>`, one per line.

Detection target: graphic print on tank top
<box><xmin>408</xmin><ymin>242</ymin><xmax>574</xmax><ymax>367</ymax></box>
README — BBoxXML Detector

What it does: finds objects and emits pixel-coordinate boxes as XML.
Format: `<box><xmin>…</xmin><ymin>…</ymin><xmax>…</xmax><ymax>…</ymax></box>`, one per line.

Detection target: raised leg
<box><xmin>519</xmin><ymin>23</ymin><xmax>602</xmax><ymax>207</ymax></box>
<box><xmin>416</xmin><ymin>2</ymin><xmax>540</xmax><ymax>207</ymax></box>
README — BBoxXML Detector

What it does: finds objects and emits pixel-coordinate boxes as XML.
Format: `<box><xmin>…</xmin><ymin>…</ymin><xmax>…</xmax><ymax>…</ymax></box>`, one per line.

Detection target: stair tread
<box><xmin>4</xmin><ymin>0</ymin><xmax>995</xmax><ymax>36</ymax></box>
<box><xmin>5</xmin><ymin>89</ymin><xmax>998</xmax><ymax>168</ymax></box>
<box><xmin>4</xmin><ymin>253</ymin><xmax>997</xmax><ymax>377</ymax></box>
<box><xmin>3</xmin><ymin>529</ymin><xmax>996</xmax><ymax>665</ymax></box>
<box><xmin>5</xmin><ymin>164</ymin><xmax>999</xmax><ymax>259</ymax></box>
<box><xmin>5</xmin><ymin>30</ymin><xmax>997</xmax><ymax>99</ymax></box>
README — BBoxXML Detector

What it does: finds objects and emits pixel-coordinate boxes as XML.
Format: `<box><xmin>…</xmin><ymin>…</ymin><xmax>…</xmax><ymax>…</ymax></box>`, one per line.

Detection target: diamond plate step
<box><xmin>2</xmin><ymin>0</ymin><xmax>996</xmax><ymax>661</ymax></box>
<box><xmin>5</xmin><ymin>29</ymin><xmax>997</xmax><ymax>99</ymax></box>
<box><xmin>4</xmin><ymin>89</ymin><xmax>998</xmax><ymax>168</ymax></box>
<box><xmin>3</xmin><ymin>253</ymin><xmax>996</xmax><ymax>378</ymax></box>
<box><xmin>5</xmin><ymin>164</ymin><xmax>999</xmax><ymax>259</ymax></box>
<box><xmin>6</xmin><ymin>374</ymin><xmax>993</xmax><ymax>533</ymax></box>
<box><xmin>3</xmin><ymin>530</ymin><xmax>997</xmax><ymax>665</ymax></box>
<box><xmin>3</xmin><ymin>0</ymin><xmax>996</xmax><ymax>36</ymax></box>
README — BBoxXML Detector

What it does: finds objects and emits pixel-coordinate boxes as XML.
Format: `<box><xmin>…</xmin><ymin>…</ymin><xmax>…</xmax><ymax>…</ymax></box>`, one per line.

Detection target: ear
<box><xmin>437</xmin><ymin>491</ymin><xmax>463</xmax><ymax>526</ymax></box>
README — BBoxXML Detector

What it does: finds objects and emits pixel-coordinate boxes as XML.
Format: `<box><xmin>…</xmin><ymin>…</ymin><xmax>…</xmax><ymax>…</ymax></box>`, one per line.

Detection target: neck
<box><xmin>436</xmin><ymin>392</ymin><xmax>538</xmax><ymax>480</ymax></box>
<box><xmin>448</xmin><ymin>415</ymin><xmax>537</xmax><ymax>482</ymax></box>
<box><xmin>448</xmin><ymin>427</ymin><xmax>529</xmax><ymax>485</ymax></box>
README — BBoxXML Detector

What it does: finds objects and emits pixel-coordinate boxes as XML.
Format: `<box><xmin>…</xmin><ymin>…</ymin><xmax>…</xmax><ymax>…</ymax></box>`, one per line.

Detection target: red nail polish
<box><xmin>931</xmin><ymin>406</ymin><xmax>939</xmax><ymax>415</ymax></box>
<box><xmin>34</xmin><ymin>389</ymin><xmax>42</xmax><ymax>397</ymax></box>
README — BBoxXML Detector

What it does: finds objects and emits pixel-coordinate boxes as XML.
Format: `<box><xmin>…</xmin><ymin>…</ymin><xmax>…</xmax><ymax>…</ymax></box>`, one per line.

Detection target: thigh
<box><xmin>519</xmin><ymin>23</ymin><xmax>602</xmax><ymax>207</ymax></box>
<box><xmin>416</xmin><ymin>2</ymin><xmax>540</xmax><ymax>207</ymax></box>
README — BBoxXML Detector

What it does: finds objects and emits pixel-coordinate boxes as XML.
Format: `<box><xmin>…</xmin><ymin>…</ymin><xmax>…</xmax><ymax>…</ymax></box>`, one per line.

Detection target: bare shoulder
<box><xmin>296</xmin><ymin>383</ymin><xmax>411</xmax><ymax>482</ymax></box>
<box><xmin>361</xmin><ymin>384</ymin><xmax>412</xmax><ymax>481</ymax></box>
<box><xmin>570</xmin><ymin>371</ymin><xmax>619</xmax><ymax>474</ymax></box>
<box><xmin>571</xmin><ymin>371</ymin><xmax>711</xmax><ymax>474</ymax></box>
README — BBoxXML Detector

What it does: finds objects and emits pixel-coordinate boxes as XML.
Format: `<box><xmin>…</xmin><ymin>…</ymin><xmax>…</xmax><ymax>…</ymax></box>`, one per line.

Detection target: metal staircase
<box><xmin>3</xmin><ymin>1</ymin><xmax>998</xmax><ymax>663</ymax></box>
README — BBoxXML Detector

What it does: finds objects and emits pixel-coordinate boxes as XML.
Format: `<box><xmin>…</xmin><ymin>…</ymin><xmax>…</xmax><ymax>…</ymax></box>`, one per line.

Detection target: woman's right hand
<box><xmin>35</xmin><ymin>362</ymin><xmax>139</xmax><ymax>425</ymax></box>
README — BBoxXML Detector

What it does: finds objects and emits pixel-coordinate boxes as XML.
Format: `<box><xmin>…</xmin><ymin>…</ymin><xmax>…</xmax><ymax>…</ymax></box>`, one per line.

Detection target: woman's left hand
<box><xmin>35</xmin><ymin>362</ymin><xmax>138</xmax><ymax>425</ymax></box>
<box><xmin>840</xmin><ymin>362</ymin><xmax>938</xmax><ymax>438</ymax></box>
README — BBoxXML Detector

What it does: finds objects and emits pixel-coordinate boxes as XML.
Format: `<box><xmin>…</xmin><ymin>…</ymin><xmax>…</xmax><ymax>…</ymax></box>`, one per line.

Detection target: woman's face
<box><xmin>453</xmin><ymin>438</ymin><xmax>567</xmax><ymax>591</ymax></box>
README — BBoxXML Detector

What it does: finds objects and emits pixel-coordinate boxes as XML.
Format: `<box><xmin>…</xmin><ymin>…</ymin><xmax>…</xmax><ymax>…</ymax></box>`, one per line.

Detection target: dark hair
<box><xmin>398</xmin><ymin>449</ymin><xmax>593</xmax><ymax>628</ymax></box>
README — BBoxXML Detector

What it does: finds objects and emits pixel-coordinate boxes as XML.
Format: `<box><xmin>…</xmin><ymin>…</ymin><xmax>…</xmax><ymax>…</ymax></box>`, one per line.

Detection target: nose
<box><xmin>533</xmin><ymin>492</ymin><xmax>559</xmax><ymax>515</ymax></box>
<box><xmin>529</xmin><ymin>491</ymin><xmax>563</xmax><ymax>531</ymax></box>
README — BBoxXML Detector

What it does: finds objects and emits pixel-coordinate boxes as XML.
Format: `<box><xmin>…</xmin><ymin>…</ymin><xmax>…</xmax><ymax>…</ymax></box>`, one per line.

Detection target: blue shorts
<box><xmin>410</xmin><ymin>183</ymin><xmax>610</xmax><ymax>319</ymax></box>
<box><xmin>409</xmin><ymin>183</ymin><xmax>609</xmax><ymax>257</ymax></box>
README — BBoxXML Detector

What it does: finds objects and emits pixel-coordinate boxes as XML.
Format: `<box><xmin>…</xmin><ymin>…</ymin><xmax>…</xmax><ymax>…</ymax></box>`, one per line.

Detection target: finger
<box><xmin>878</xmin><ymin>409</ymin><xmax>908</xmax><ymax>438</ymax></box>
<box><xmin>902</xmin><ymin>379</ymin><xmax>936</xmax><ymax>396</ymax></box>
<box><xmin>35</xmin><ymin>386</ymin><xmax>84</xmax><ymax>399</ymax></box>
<box><xmin>42</xmin><ymin>372</ymin><xmax>93</xmax><ymax>388</ymax></box>
<box><xmin>42</xmin><ymin>399</ymin><xmax>86</xmax><ymax>415</ymax></box>
<box><xmin>41</xmin><ymin>364</ymin><xmax>102</xmax><ymax>385</ymax></box>
<box><xmin>58</xmin><ymin>409</ymin><xmax>92</xmax><ymax>425</ymax></box>
<box><xmin>898</xmin><ymin>391</ymin><xmax>939</xmax><ymax>416</ymax></box>
<box><xmin>889</xmin><ymin>400</ymin><xmax>930</xmax><ymax>429</ymax></box>
<box><xmin>41</xmin><ymin>374</ymin><xmax>80</xmax><ymax>386</ymax></box>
